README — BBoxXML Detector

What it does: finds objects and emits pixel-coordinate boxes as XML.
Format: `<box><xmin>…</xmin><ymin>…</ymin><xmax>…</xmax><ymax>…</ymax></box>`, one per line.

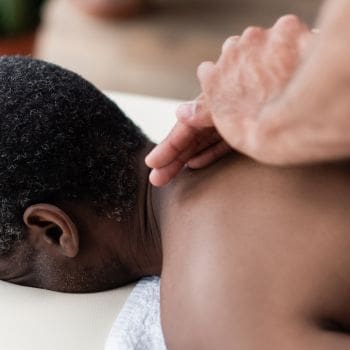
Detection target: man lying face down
<box><xmin>0</xmin><ymin>56</ymin><xmax>162</xmax><ymax>292</ymax></box>
<box><xmin>1</xmin><ymin>56</ymin><xmax>350</xmax><ymax>349</ymax></box>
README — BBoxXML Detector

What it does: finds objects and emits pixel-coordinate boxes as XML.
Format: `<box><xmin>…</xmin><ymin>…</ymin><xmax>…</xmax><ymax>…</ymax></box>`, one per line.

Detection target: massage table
<box><xmin>0</xmin><ymin>92</ymin><xmax>178</xmax><ymax>350</ymax></box>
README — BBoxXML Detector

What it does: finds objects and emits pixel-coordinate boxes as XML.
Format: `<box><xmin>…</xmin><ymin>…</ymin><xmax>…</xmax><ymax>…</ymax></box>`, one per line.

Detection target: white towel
<box><xmin>105</xmin><ymin>277</ymin><xmax>167</xmax><ymax>350</ymax></box>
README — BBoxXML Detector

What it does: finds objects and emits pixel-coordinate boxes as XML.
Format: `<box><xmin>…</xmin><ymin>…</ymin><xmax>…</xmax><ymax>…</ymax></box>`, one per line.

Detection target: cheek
<box><xmin>0</xmin><ymin>258</ymin><xmax>14</xmax><ymax>282</ymax></box>
<box><xmin>27</xmin><ymin>248</ymin><xmax>70</xmax><ymax>291</ymax></box>
<box><xmin>0</xmin><ymin>242</ymin><xmax>36</xmax><ymax>283</ymax></box>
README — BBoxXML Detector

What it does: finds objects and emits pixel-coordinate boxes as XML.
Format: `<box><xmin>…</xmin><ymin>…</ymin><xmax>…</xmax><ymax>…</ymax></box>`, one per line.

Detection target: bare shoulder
<box><xmin>160</xmin><ymin>156</ymin><xmax>350</xmax><ymax>349</ymax></box>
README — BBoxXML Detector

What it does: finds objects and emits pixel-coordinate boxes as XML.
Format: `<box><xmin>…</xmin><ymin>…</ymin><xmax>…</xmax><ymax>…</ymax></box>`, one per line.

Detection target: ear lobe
<box><xmin>23</xmin><ymin>204</ymin><xmax>79</xmax><ymax>258</ymax></box>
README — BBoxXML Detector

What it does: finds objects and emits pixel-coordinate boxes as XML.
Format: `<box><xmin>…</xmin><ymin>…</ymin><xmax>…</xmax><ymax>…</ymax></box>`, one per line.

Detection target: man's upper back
<box><xmin>160</xmin><ymin>155</ymin><xmax>350</xmax><ymax>349</ymax></box>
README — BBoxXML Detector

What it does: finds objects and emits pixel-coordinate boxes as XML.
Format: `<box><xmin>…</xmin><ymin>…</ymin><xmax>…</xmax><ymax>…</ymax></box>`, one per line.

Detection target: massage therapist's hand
<box><xmin>145</xmin><ymin>93</ymin><xmax>232</xmax><ymax>186</ymax></box>
<box><xmin>146</xmin><ymin>15</ymin><xmax>312</xmax><ymax>186</ymax></box>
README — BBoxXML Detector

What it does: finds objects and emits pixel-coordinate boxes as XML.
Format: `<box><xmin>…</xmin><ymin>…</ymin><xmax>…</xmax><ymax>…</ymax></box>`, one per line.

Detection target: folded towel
<box><xmin>105</xmin><ymin>277</ymin><xmax>167</xmax><ymax>350</ymax></box>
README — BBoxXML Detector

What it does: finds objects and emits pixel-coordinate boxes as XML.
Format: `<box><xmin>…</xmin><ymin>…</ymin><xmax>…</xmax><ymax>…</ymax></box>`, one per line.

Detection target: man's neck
<box><xmin>131</xmin><ymin>142</ymin><xmax>165</xmax><ymax>277</ymax></box>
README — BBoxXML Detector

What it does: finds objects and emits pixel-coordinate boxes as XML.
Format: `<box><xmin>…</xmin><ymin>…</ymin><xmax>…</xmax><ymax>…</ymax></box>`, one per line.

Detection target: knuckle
<box><xmin>196</xmin><ymin>62</ymin><xmax>206</xmax><ymax>79</ymax></box>
<box><xmin>275</xmin><ymin>14</ymin><xmax>303</xmax><ymax>30</ymax></box>
<box><xmin>222</xmin><ymin>35</ymin><xmax>239</xmax><ymax>52</ymax></box>
<box><xmin>196</xmin><ymin>61</ymin><xmax>214</xmax><ymax>81</ymax></box>
<box><xmin>241</xmin><ymin>26</ymin><xmax>265</xmax><ymax>41</ymax></box>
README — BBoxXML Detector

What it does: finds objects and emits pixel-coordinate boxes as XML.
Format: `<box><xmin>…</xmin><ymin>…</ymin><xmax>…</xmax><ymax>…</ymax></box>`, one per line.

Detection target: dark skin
<box><xmin>0</xmin><ymin>143</ymin><xmax>163</xmax><ymax>293</ymax></box>
<box><xmin>160</xmin><ymin>155</ymin><xmax>350</xmax><ymax>349</ymax></box>
<box><xmin>1</xmin><ymin>143</ymin><xmax>350</xmax><ymax>349</ymax></box>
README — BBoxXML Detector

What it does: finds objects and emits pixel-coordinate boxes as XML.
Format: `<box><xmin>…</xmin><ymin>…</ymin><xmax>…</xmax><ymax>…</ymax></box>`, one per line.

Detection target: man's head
<box><xmin>0</xmin><ymin>56</ymin><xmax>153</xmax><ymax>292</ymax></box>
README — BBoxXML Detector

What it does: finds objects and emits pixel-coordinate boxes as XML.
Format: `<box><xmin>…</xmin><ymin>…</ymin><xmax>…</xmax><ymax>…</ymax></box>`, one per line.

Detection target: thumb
<box><xmin>176</xmin><ymin>94</ymin><xmax>214</xmax><ymax>128</ymax></box>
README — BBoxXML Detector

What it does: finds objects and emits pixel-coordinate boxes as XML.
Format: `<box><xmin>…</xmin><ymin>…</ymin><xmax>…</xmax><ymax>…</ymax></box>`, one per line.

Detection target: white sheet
<box><xmin>105</xmin><ymin>277</ymin><xmax>166</xmax><ymax>350</ymax></box>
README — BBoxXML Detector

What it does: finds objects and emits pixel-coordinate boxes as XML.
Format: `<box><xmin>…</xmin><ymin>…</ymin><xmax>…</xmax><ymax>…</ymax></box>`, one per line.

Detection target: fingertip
<box><xmin>187</xmin><ymin>158</ymin><xmax>204</xmax><ymax>169</ymax></box>
<box><xmin>272</xmin><ymin>14</ymin><xmax>309</xmax><ymax>34</ymax></box>
<box><xmin>177</xmin><ymin>95</ymin><xmax>213</xmax><ymax>128</ymax></box>
<box><xmin>273</xmin><ymin>14</ymin><xmax>302</xmax><ymax>28</ymax></box>
<box><xmin>187</xmin><ymin>152</ymin><xmax>212</xmax><ymax>169</ymax></box>
<box><xmin>222</xmin><ymin>35</ymin><xmax>240</xmax><ymax>53</ymax></box>
<box><xmin>149</xmin><ymin>169</ymin><xmax>164</xmax><ymax>187</ymax></box>
<box><xmin>240</xmin><ymin>27</ymin><xmax>265</xmax><ymax>43</ymax></box>
<box><xmin>145</xmin><ymin>146</ymin><xmax>167</xmax><ymax>169</ymax></box>
<box><xmin>145</xmin><ymin>151</ymin><xmax>156</xmax><ymax>168</ymax></box>
<box><xmin>176</xmin><ymin>102</ymin><xmax>195</xmax><ymax>120</ymax></box>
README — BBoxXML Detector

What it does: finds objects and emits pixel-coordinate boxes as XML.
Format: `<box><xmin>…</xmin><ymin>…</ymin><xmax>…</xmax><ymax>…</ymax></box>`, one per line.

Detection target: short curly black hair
<box><xmin>0</xmin><ymin>56</ymin><xmax>148</xmax><ymax>255</ymax></box>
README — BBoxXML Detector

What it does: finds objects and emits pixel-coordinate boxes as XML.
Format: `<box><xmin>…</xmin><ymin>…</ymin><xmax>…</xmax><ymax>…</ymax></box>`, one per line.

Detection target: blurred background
<box><xmin>0</xmin><ymin>0</ymin><xmax>322</xmax><ymax>100</ymax></box>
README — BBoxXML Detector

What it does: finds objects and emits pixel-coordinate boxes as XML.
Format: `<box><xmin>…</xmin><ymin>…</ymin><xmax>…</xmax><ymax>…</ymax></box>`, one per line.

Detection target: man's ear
<box><xmin>23</xmin><ymin>204</ymin><xmax>79</xmax><ymax>258</ymax></box>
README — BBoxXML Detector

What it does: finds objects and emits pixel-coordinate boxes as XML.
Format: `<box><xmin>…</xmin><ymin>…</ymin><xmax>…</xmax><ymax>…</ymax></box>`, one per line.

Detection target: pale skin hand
<box><xmin>145</xmin><ymin>94</ymin><xmax>232</xmax><ymax>186</ymax></box>
<box><xmin>146</xmin><ymin>15</ymin><xmax>312</xmax><ymax>186</ymax></box>
<box><xmin>147</xmin><ymin>0</ymin><xmax>350</xmax><ymax>187</ymax></box>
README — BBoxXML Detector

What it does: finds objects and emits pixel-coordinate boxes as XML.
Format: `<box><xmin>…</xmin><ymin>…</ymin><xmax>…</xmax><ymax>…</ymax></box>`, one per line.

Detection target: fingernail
<box><xmin>176</xmin><ymin>103</ymin><xmax>195</xmax><ymax>120</ymax></box>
